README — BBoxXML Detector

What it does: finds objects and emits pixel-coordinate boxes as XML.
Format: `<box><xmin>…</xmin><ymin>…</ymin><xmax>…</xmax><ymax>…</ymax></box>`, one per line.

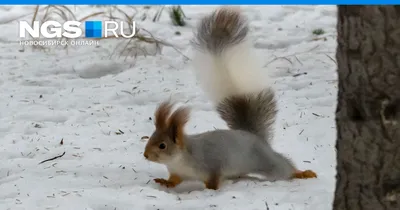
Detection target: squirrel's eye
<box><xmin>159</xmin><ymin>143</ymin><xmax>166</xmax><ymax>149</ymax></box>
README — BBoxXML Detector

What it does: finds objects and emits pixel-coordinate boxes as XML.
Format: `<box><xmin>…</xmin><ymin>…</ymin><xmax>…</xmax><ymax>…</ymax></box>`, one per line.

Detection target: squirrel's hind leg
<box><xmin>204</xmin><ymin>173</ymin><xmax>221</xmax><ymax>190</ymax></box>
<box><xmin>154</xmin><ymin>173</ymin><xmax>183</xmax><ymax>188</ymax></box>
<box><xmin>292</xmin><ymin>169</ymin><xmax>317</xmax><ymax>179</ymax></box>
<box><xmin>253</xmin><ymin>153</ymin><xmax>297</xmax><ymax>181</ymax></box>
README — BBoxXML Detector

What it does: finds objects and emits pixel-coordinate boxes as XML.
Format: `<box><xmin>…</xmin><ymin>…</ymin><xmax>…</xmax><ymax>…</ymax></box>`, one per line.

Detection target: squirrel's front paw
<box><xmin>293</xmin><ymin>170</ymin><xmax>317</xmax><ymax>179</ymax></box>
<box><xmin>154</xmin><ymin>178</ymin><xmax>178</xmax><ymax>188</ymax></box>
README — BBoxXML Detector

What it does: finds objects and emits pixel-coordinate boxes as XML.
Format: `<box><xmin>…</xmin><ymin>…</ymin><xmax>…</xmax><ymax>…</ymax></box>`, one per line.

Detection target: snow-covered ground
<box><xmin>0</xmin><ymin>5</ymin><xmax>338</xmax><ymax>210</ymax></box>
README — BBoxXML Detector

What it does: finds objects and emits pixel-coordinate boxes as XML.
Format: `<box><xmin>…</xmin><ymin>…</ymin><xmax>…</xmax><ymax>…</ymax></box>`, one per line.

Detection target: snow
<box><xmin>0</xmin><ymin>5</ymin><xmax>338</xmax><ymax>210</ymax></box>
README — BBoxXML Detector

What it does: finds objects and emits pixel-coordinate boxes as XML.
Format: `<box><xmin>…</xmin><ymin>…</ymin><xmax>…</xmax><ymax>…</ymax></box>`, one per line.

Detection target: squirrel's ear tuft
<box><xmin>167</xmin><ymin>106</ymin><xmax>190</xmax><ymax>147</ymax></box>
<box><xmin>154</xmin><ymin>100</ymin><xmax>174</xmax><ymax>131</ymax></box>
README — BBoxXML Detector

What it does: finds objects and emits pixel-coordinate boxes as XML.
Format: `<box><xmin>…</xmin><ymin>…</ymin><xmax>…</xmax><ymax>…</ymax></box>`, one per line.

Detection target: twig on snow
<box><xmin>265</xmin><ymin>45</ymin><xmax>321</xmax><ymax>67</ymax></box>
<box><xmin>265</xmin><ymin>201</ymin><xmax>270</xmax><ymax>210</ymax></box>
<box><xmin>39</xmin><ymin>151</ymin><xmax>66</xmax><ymax>164</ymax></box>
<box><xmin>293</xmin><ymin>72</ymin><xmax>307</xmax><ymax>77</ymax></box>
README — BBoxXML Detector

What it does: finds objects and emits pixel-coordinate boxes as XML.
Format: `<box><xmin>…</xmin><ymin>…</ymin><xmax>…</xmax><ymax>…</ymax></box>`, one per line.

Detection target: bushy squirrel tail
<box><xmin>191</xmin><ymin>6</ymin><xmax>276</xmax><ymax>142</ymax></box>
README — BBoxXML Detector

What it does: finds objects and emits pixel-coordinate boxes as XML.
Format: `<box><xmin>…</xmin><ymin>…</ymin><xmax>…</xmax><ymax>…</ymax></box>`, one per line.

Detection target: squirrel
<box><xmin>143</xmin><ymin>6</ymin><xmax>317</xmax><ymax>190</ymax></box>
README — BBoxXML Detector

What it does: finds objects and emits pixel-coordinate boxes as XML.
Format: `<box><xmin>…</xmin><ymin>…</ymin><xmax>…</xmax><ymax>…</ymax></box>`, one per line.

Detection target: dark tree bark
<box><xmin>333</xmin><ymin>6</ymin><xmax>400</xmax><ymax>210</ymax></box>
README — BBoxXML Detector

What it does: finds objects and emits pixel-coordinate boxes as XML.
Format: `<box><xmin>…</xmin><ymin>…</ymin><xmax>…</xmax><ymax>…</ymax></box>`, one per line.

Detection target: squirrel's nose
<box><xmin>144</xmin><ymin>153</ymin><xmax>149</xmax><ymax>159</ymax></box>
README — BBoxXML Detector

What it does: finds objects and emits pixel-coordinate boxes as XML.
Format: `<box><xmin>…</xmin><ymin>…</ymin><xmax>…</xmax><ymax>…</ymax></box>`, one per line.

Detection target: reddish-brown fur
<box><xmin>167</xmin><ymin>106</ymin><xmax>190</xmax><ymax>148</ymax></box>
<box><xmin>154</xmin><ymin>101</ymin><xmax>174</xmax><ymax>131</ymax></box>
<box><xmin>153</xmin><ymin>100</ymin><xmax>190</xmax><ymax>148</ymax></box>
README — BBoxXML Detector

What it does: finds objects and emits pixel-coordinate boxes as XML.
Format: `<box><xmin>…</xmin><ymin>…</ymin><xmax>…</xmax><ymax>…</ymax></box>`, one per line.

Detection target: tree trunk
<box><xmin>333</xmin><ymin>6</ymin><xmax>400</xmax><ymax>210</ymax></box>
